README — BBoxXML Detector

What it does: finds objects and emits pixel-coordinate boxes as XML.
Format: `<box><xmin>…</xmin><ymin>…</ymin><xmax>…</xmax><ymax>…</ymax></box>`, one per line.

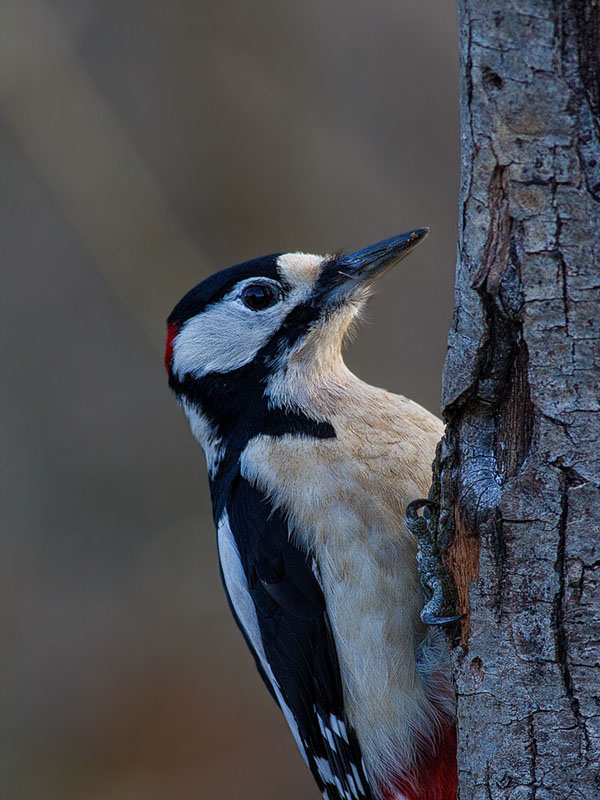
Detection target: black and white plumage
<box><xmin>165</xmin><ymin>232</ymin><xmax>457</xmax><ymax>800</ymax></box>
<box><xmin>222</xmin><ymin>476</ymin><xmax>370</xmax><ymax>800</ymax></box>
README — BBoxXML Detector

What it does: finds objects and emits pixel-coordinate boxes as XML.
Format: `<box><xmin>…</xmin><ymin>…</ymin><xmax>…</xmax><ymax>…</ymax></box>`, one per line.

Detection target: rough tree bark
<box><xmin>429</xmin><ymin>2</ymin><xmax>600</xmax><ymax>798</ymax></box>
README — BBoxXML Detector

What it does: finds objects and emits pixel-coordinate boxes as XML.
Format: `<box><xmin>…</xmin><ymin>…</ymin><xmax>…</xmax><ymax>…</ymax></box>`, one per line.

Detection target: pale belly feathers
<box><xmin>240</xmin><ymin>385</ymin><xmax>448</xmax><ymax>786</ymax></box>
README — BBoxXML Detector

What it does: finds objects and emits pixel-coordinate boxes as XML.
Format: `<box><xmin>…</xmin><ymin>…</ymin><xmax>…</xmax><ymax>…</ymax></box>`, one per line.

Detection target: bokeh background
<box><xmin>2</xmin><ymin>1</ymin><xmax>458</xmax><ymax>798</ymax></box>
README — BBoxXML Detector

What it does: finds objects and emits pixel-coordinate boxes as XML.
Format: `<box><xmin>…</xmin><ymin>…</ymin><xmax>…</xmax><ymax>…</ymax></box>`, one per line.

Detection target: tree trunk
<box><xmin>434</xmin><ymin>2</ymin><xmax>600</xmax><ymax>797</ymax></box>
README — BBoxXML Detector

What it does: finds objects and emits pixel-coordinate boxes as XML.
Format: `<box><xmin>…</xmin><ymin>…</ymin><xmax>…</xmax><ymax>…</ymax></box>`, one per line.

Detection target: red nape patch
<box><xmin>164</xmin><ymin>321</ymin><xmax>181</xmax><ymax>373</ymax></box>
<box><xmin>381</xmin><ymin>723</ymin><xmax>457</xmax><ymax>800</ymax></box>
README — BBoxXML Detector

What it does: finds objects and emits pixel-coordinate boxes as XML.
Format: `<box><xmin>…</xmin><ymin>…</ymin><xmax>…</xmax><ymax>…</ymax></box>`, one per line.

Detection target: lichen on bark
<box><xmin>433</xmin><ymin>2</ymin><xmax>600</xmax><ymax>797</ymax></box>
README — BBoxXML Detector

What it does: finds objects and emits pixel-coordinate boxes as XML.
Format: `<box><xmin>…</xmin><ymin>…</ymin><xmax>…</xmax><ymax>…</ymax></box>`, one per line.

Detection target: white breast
<box><xmin>239</xmin><ymin>383</ymin><xmax>450</xmax><ymax>789</ymax></box>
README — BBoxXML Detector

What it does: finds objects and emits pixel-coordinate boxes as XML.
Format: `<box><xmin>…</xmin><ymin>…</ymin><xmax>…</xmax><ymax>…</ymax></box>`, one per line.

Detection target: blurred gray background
<box><xmin>1</xmin><ymin>1</ymin><xmax>458</xmax><ymax>798</ymax></box>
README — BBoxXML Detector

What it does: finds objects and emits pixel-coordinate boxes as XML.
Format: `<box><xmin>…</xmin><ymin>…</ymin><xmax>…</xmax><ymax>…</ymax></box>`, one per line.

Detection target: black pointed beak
<box><xmin>316</xmin><ymin>228</ymin><xmax>430</xmax><ymax>302</ymax></box>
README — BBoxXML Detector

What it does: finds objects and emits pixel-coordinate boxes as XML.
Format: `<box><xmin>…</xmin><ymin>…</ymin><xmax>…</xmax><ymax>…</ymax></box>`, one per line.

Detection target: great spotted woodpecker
<box><xmin>165</xmin><ymin>230</ymin><xmax>457</xmax><ymax>800</ymax></box>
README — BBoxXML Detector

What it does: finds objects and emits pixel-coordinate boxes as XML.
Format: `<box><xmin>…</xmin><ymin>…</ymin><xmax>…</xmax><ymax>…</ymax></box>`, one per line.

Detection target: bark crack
<box><xmin>561</xmin><ymin>0</ymin><xmax>600</xmax><ymax>202</ymax></box>
<box><xmin>488</xmin><ymin>513</ymin><xmax>506</xmax><ymax>622</ymax></box>
<box><xmin>552</xmin><ymin>464</ymin><xmax>592</xmax><ymax>759</ymax></box>
<box><xmin>527</xmin><ymin>712</ymin><xmax>538</xmax><ymax>798</ymax></box>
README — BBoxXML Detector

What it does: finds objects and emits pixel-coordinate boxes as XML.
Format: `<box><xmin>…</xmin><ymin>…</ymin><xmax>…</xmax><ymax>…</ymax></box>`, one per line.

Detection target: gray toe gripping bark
<box><xmin>406</xmin><ymin>496</ymin><xmax>461</xmax><ymax>627</ymax></box>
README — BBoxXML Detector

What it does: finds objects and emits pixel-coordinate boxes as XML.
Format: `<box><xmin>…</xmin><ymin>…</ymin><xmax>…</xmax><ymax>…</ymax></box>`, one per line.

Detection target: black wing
<box><xmin>218</xmin><ymin>474</ymin><xmax>373</xmax><ymax>800</ymax></box>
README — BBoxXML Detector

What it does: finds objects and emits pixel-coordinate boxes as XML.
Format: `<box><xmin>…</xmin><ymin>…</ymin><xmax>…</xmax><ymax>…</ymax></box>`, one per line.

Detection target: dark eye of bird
<box><xmin>241</xmin><ymin>283</ymin><xmax>278</xmax><ymax>311</ymax></box>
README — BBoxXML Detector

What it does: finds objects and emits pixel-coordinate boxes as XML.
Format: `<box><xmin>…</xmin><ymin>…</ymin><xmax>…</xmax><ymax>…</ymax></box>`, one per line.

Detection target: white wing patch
<box><xmin>216</xmin><ymin>511</ymin><xmax>309</xmax><ymax>766</ymax></box>
<box><xmin>314</xmin><ymin>709</ymin><xmax>369</xmax><ymax>799</ymax></box>
<box><xmin>317</xmin><ymin>713</ymin><xmax>338</xmax><ymax>751</ymax></box>
<box><xmin>350</xmin><ymin>762</ymin><xmax>366</xmax><ymax>795</ymax></box>
<box><xmin>330</xmin><ymin>713</ymin><xmax>350</xmax><ymax>744</ymax></box>
<box><xmin>315</xmin><ymin>757</ymin><xmax>337</xmax><ymax>788</ymax></box>
<box><xmin>314</xmin><ymin>758</ymin><xmax>355</xmax><ymax>800</ymax></box>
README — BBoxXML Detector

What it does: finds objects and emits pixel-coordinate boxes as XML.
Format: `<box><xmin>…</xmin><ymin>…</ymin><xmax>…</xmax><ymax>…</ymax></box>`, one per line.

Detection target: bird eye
<box><xmin>241</xmin><ymin>283</ymin><xmax>279</xmax><ymax>311</ymax></box>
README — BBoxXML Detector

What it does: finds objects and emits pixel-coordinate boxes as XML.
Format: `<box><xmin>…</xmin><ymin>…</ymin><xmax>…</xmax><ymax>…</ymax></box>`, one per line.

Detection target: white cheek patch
<box><xmin>172</xmin><ymin>293</ymin><xmax>287</xmax><ymax>379</ymax></box>
<box><xmin>171</xmin><ymin>274</ymin><xmax>315</xmax><ymax>380</ymax></box>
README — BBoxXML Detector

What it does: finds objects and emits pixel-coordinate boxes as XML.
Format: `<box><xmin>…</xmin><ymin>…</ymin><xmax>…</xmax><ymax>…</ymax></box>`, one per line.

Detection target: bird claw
<box><xmin>406</xmin><ymin>498</ymin><xmax>439</xmax><ymax>521</ymax></box>
<box><xmin>406</xmin><ymin>498</ymin><xmax>461</xmax><ymax>628</ymax></box>
<box><xmin>421</xmin><ymin>610</ymin><xmax>465</xmax><ymax>626</ymax></box>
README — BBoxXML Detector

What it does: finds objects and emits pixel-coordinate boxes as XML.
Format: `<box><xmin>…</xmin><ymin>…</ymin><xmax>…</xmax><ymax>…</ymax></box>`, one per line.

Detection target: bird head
<box><xmin>166</xmin><ymin>228</ymin><xmax>428</xmax><ymax>398</ymax></box>
<box><xmin>165</xmin><ymin>229</ymin><xmax>428</xmax><ymax>472</ymax></box>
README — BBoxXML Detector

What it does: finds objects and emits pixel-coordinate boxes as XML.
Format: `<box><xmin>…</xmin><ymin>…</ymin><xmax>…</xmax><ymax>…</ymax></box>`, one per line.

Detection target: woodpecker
<box><xmin>165</xmin><ymin>230</ymin><xmax>457</xmax><ymax>800</ymax></box>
